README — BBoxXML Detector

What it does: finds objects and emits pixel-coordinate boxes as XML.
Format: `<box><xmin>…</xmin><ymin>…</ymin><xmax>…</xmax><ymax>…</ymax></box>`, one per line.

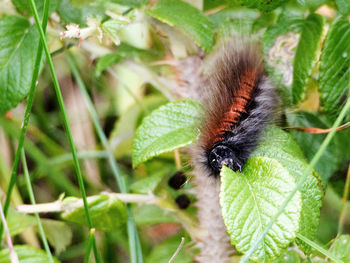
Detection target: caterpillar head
<box><xmin>208</xmin><ymin>145</ymin><xmax>242</xmax><ymax>175</ymax></box>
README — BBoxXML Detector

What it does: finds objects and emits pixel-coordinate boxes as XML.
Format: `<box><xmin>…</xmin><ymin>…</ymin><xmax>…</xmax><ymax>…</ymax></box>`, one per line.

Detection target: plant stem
<box><xmin>338</xmin><ymin>164</ymin><xmax>350</xmax><ymax>235</ymax></box>
<box><xmin>0</xmin><ymin>0</ymin><xmax>50</xmax><ymax>238</ymax></box>
<box><xmin>67</xmin><ymin>53</ymin><xmax>143</xmax><ymax>263</ymax></box>
<box><xmin>27</xmin><ymin>0</ymin><xmax>100</xmax><ymax>262</ymax></box>
<box><xmin>296</xmin><ymin>234</ymin><xmax>343</xmax><ymax>263</ymax></box>
<box><xmin>84</xmin><ymin>229</ymin><xmax>96</xmax><ymax>263</ymax></box>
<box><xmin>21</xmin><ymin>149</ymin><xmax>55</xmax><ymax>263</ymax></box>
<box><xmin>240</xmin><ymin>97</ymin><xmax>350</xmax><ymax>263</ymax></box>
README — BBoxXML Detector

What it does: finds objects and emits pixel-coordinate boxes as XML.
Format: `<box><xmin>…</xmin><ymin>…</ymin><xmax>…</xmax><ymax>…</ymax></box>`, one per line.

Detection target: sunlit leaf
<box><xmin>220</xmin><ymin>158</ymin><xmax>302</xmax><ymax>262</ymax></box>
<box><xmin>132</xmin><ymin>100</ymin><xmax>202</xmax><ymax>167</ymax></box>
<box><xmin>147</xmin><ymin>0</ymin><xmax>214</xmax><ymax>52</ymax></box>
<box><xmin>62</xmin><ymin>194</ymin><xmax>127</xmax><ymax>232</ymax></box>
<box><xmin>0</xmin><ymin>245</ymin><xmax>60</xmax><ymax>263</ymax></box>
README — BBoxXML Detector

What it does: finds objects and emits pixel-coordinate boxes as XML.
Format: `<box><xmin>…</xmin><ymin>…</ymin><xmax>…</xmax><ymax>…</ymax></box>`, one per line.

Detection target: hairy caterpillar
<box><xmin>194</xmin><ymin>39</ymin><xmax>278</xmax><ymax>177</ymax></box>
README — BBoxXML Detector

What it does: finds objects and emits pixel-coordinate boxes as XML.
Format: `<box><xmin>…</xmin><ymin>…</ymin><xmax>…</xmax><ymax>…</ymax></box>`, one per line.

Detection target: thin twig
<box><xmin>168</xmin><ymin>237</ymin><xmax>185</xmax><ymax>263</ymax></box>
<box><xmin>174</xmin><ymin>149</ymin><xmax>182</xmax><ymax>170</ymax></box>
<box><xmin>0</xmin><ymin>201</ymin><xmax>19</xmax><ymax>263</ymax></box>
<box><xmin>338</xmin><ymin>164</ymin><xmax>350</xmax><ymax>235</ymax></box>
<box><xmin>287</xmin><ymin>121</ymin><xmax>350</xmax><ymax>134</ymax></box>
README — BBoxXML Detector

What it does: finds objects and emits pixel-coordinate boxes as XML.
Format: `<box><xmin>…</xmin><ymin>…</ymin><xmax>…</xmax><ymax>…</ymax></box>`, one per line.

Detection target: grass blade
<box><xmin>0</xmin><ymin>0</ymin><xmax>50</xmax><ymax>237</ymax></box>
<box><xmin>67</xmin><ymin>53</ymin><xmax>143</xmax><ymax>263</ymax></box>
<box><xmin>27</xmin><ymin>0</ymin><xmax>101</xmax><ymax>262</ymax></box>
<box><xmin>21</xmin><ymin>149</ymin><xmax>55</xmax><ymax>263</ymax></box>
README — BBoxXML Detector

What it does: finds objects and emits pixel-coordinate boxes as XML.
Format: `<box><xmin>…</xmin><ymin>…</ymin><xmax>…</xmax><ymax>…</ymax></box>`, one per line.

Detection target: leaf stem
<box><xmin>240</xmin><ymin>97</ymin><xmax>350</xmax><ymax>263</ymax></box>
<box><xmin>67</xmin><ymin>53</ymin><xmax>143</xmax><ymax>263</ymax></box>
<box><xmin>0</xmin><ymin>0</ymin><xmax>50</xmax><ymax>238</ymax></box>
<box><xmin>21</xmin><ymin>149</ymin><xmax>55</xmax><ymax>263</ymax></box>
<box><xmin>27</xmin><ymin>0</ymin><xmax>100</xmax><ymax>262</ymax></box>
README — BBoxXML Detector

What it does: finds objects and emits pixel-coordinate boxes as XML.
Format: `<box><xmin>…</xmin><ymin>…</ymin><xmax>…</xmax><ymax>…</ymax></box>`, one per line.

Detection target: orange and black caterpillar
<box><xmin>194</xmin><ymin>39</ymin><xmax>278</xmax><ymax>177</ymax></box>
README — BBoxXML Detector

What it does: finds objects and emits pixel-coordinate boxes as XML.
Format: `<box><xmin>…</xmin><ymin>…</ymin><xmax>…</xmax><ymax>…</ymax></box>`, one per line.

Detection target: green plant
<box><xmin>0</xmin><ymin>0</ymin><xmax>349</xmax><ymax>262</ymax></box>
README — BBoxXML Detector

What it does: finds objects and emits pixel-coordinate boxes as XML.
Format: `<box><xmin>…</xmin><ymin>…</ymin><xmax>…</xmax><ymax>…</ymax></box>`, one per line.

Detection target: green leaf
<box><xmin>6</xmin><ymin>209</ymin><xmax>36</xmax><ymax>237</ymax></box>
<box><xmin>220</xmin><ymin>158</ymin><xmax>302</xmax><ymax>262</ymax></box>
<box><xmin>330</xmin><ymin>235</ymin><xmax>350</xmax><ymax>262</ymax></box>
<box><xmin>96</xmin><ymin>53</ymin><xmax>124</xmax><ymax>77</ymax></box>
<box><xmin>41</xmin><ymin>219</ymin><xmax>72</xmax><ymax>254</ymax></box>
<box><xmin>0</xmin><ymin>245</ymin><xmax>60</xmax><ymax>263</ymax></box>
<box><xmin>134</xmin><ymin>205</ymin><xmax>176</xmax><ymax>225</ymax></box>
<box><xmin>130</xmin><ymin>171</ymin><xmax>164</xmax><ymax>194</ymax></box>
<box><xmin>208</xmin><ymin>7</ymin><xmax>260</xmax><ymax>36</ymax></box>
<box><xmin>238</xmin><ymin>0</ymin><xmax>289</xmax><ymax>12</ymax></box>
<box><xmin>95</xmin><ymin>44</ymin><xmax>162</xmax><ymax>77</ymax></box>
<box><xmin>273</xmin><ymin>250</ymin><xmax>301</xmax><ymax>263</ymax></box>
<box><xmin>0</xmin><ymin>16</ymin><xmax>41</xmax><ymax>114</ymax></box>
<box><xmin>56</xmin><ymin>0</ymin><xmax>83</xmax><ymax>24</ymax></box>
<box><xmin>62</xmin><ymin>194</ymin><xmax>127</xmax><ymax>232</ymax></box>
<box><xmin>108</xmin><ymin>0</ymin><xmax>149</xmax><ymax>7</ymax></box>
<box><xmin>252</xmin><ymin>126</ymin><xmax>324</xmax><ymax>254</ymax></box>
<box><xmin>292</xmin><ymin>14</ymin><xmax>323</xmax><ymax>104</ymax></box>
<box><xmin>319</xmin><ymin>16</ymin><xmax>350</xmax><ymax>120</ymax></box>
<box><xmin>263</xmin><ymin>12</ymin><xmax>304</xmax><ymax>105</ymax></box>
<box><xmin>132</xmin><ymin>100</ymin><xmax>202</xmax><ymax>167</ymax></box>
<box><xmin>296</xmin><ymin>0</ymin><xmax>331</xmax><ymax>11</ymax></box>
<box><xmin>335</xmin><ymin>0</ymin><xmax>350</xmax><ymax>15</ymax></box>
<box><xmin>11</xmin><ymin>0</ymin><xmax>60</xmax><ymax>16</ymax></box>
<box><xmin>146</xmin><ymin>235</ymin><xmax>192</xmax><ymax>263</ymax></box>
<box><xmin>146</xmin><ymin>0</ymin><xmax>214</xmax><ymax>52</ymax></box>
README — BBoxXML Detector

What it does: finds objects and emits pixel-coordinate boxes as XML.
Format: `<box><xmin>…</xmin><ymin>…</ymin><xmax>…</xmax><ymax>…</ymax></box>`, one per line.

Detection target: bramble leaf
<box><xmin>0</xmin><ymin>16</ymin><xmax>41</xmax><ymax>114</ymax></box>
<box><xmin>0</xmin><ymin>245</ymin><xmax>60</xmax><ymax>263</ymax></box>
<box><xmin>146</xmin><ymin>0</ymin><xmax>214</xmax><ymax>52</ymax></box>
<box><xmin>292</xmin><ymin>14</ymin><xmax>323</xmax><ymax>104</ymax></box>
<box><xmin>62</xmin><ymin>194</ymin><xmax>127</xmax><ymax>232</ymax></box>
<box><xmin>319</xmin><ymin>16</ymin><xmax>350</xmax><ymax>120</ymax></box>
<box><xmin>220</xmin><ymin>157</ymin><xmax>302</xmax><ymax>262</ymax></box>
<box><xmin>132</xmin><ymin>100</ymin><xmax>202</xmax><ymax>167</ymax></box>
<box><xmin>252</xmin><ymin>126</ymin><xmax>324</xmax><ymax>254</ymax></box>
<box><xmin>238</xmin><ymin>0</ymin><xmax>289</xmax><ymax>12</ymax></box>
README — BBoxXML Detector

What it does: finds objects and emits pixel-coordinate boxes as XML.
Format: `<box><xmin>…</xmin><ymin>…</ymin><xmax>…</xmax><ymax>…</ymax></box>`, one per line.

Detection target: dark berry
<box><xmin>168</xmin><ymin>172</ymin><xmax>187</xmax><ymax>190</ymax></box>
<box><xmin>175</xmin><ymin>194</ymin><xmax>190</xmax><ymax>209</ymax></box>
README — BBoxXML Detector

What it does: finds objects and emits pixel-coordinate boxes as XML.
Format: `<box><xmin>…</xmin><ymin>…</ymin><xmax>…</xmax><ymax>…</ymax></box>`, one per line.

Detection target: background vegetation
<box><xmin>0</xmin><ymin>0</ymin><xmax>349</xmax><ymax>262</ymax></box>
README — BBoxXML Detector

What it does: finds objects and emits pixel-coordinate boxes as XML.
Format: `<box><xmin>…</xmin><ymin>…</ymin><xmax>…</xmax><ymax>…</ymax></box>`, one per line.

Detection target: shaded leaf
<box><xmin>134</xmin><ymin>205</ymin><xmax>176</xmax><ymax>225</ymax></box>
<box><xmin>132</xmin><ymin>100</ymin><xmax>202</xmax><ymax>167</ymax></box>
<box><xmin>292</xmin><ymin>14</ymin><xmax>323</xmax><ymax>104</ymax></box>
<box><xmin>0</xmin><ymin>16</ymin><xmax>40</xmax><ymax>114</ymax></box>
<box><xmin>11</xmin><ymin>0</ymin><xmax>60</xmax><ymax>16</ymax></box>
<box><xmin>41</xmin><ymin>219</ymin><xmax>72</xmax><ymax>255</ymax></box>
<box><xmin>130</xmin><ymin>171</ymin><xmax>164</xmax><ymax>194</ymax></box>
<box><xmin>146</xmin><ymin>235</ymin><xmax>191</xmax><ymax>263</ymax></box>
<box><xmin>62</xmin><ymin>194</ymin><xmax>127</xmax><ymax>232</ymax></box>
<box><xmin>147</xmin><ymin>0</ymin><xmax>214</xmax><ymax>52</ymax></box>
<box><xmin>220</xmin><ymin>157</ymin><xmax>302</xmax><ymax>262</ymax></box>
<box><xmin>335</xmin><ymin>0</ymin><xmax>350</xmax><ymax>15</ymax></box>
<box><xmin>6</xmin><ymin>209</ymin><xmax>36</xmax><ymax>238</ymax></box>
<box><xmin>238</xmin><ymin>0</ymin><xmax>289</xmax><ymax>12</ymax></box>
<box><xmin>319</xmin><ymin>16</ymin><xmax>350</xmax><ymax>120</ymax></box>
<box><xmin>0</xmin><ymin>245</ymin><xmax>60</xmax><ymax>263</ymax></box>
